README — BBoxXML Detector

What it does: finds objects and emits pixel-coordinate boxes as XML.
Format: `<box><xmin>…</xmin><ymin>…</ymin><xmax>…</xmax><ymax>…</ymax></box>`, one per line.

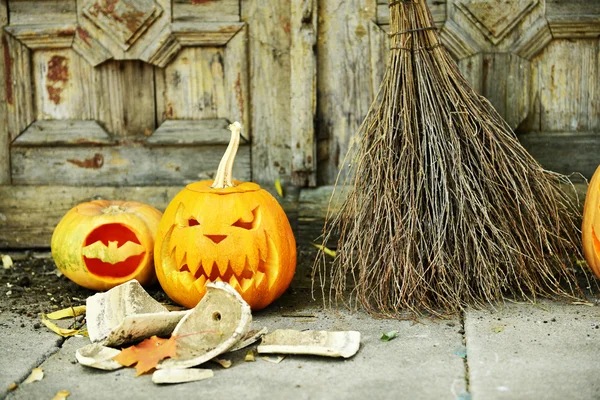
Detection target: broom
<box><xmin>314</xmin><ymin>0</ymin><xmax>587</xmax><ymax>318</ymax></box>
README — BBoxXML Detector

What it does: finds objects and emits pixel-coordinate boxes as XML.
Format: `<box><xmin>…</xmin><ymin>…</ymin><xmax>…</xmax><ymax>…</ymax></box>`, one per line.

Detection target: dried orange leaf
<box><xmin>23</xmin><ymin>368</ymin><xmax>43</xmax><ymax>384</ymax></box>
<box><xmin>52</xmin><ymin>390</ymin><xmax>70</xmax><ymax>400</ymax></box>
<box><xmin>113</xmin><ymin>335</ymin><xmax>178</xmax><ymax>376</ymax></box>
<box><xmin>46</xmin><ymin>305</ymin><xmax>86</xmax><ymax>320</ymax></box>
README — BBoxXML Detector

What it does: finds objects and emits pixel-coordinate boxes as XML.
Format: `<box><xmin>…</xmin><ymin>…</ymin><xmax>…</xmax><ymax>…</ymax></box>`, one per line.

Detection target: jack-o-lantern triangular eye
<box><xmin>188</xmin><ymin>218</ymin><xmax>200</xmax><ymax>227</ymax></box>
<box><xmin>232</xmin><ymin>207</ymin><xmax>260</xmax><ymax>230</ymax></box>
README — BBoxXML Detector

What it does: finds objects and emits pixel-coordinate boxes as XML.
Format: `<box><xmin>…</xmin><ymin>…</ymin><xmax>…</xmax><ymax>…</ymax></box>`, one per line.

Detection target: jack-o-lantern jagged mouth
<box><xmin>167</xmin><ymin>237</ymin><xmax>280</xmax><ymax>298</ymax></box>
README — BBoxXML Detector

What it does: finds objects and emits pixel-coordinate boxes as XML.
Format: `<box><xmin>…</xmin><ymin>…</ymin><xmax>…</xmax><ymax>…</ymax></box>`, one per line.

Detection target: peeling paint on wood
<box><xmin>67</xmin><ymin>153</ymin><xmax>104</xmax><ymax>169</ymax></box>
<box><xmin>46</xmin><ymin>55</ymin><xmax>70</xmax><ymax>105</ymax></box>
<box><xmin>76</xmin><ymin>27</ymin><xmax>93</xmax><ymax>47</ymax></box>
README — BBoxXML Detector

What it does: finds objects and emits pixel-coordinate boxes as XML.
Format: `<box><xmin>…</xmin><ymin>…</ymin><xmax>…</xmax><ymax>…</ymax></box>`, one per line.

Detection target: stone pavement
<box><xmin>1</xmin><ymin>185</ymin><xmax>599</xmax><ymax>399</ymax></box>
<box><xmin>1</xmin><ymin>288</ymin><xmax>599</xmax><ymax>400</ymax></box>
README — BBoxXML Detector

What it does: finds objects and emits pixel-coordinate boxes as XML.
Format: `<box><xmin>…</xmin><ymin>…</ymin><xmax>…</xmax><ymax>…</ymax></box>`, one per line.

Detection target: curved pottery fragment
<box><xmin>257</xmin><ymin>330</ymin><xmax>361</xmax><ymax>358</ymax></box>
<box><xmin>86</xmin><ymin>279</ymin><xmax>189</xmax><ymax>346</ymax></box>
<box><xmin>158</xmin><ymin>282</ymin><xmax>252</xmax><ymax>369</ymax></box>
<box><xmin>76</xmin><ymin>343</ymin><xmax>123</xmax><ymax>371</ymax></box>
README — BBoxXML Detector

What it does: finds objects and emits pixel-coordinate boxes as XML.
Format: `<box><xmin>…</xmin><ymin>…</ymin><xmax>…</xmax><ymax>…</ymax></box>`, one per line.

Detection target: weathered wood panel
<box><xmin>3</xmin><ymin>24</ymin><xmax>75</xmax><ymax>49</ymax></box>
<box><xmin>518</xmin><ymin>133</ymin><xmax>600</xmax><ymax>180</ymax></box>
<box><xmin>11</xmin><ymin>144</ymin><xmax>251</xmax><ymax>186</ymax></box>
<box><xmin>3</xmin><ymin>31</ymin><xmax>34</xmax><ymax>144</ymax></box>
<box><xmin>0</xmin><ymin>185</ymin><xmax>183</xmax><ymax>248</ymax></box>
<box><xmin>316</xmin><ymin>0</ymin><xmax>377</xmax><ymax>185</ymax></box>
<box><xmin>155</xmin><ymin>47</ymin><xmax>226</xmax><ymax>122</ymax></box>
<box><xmin>8</xmin><ymin>0</ymin><xmax>77</xmax><ymax>25</ymax></box>
<box><xmin>480</xmin><ymin>53</ymin><xmax>530</xmax><ymax>130</ymax></box>
<box><xmin>94</xmin><ymin>60</ymin><xmax>156</xmax><ymax>137</ymax></box>
<box><xmin>290</xmin><ymin>0</ymin><xmax>317</xmax><ymax>187</ymax></box>
<box><xmin>33</xmin><ymin>49</ymin><xmax>95</xmax><ymax>120</ymax></box>
<box><xmin>242</xmin><ymin>0</ymin><xmax>292</xmax><ymax>184</ymax></box>
<box><xmin>222</xmin><ymin>25</ymin><xmax>248</xmax><ymax>136</ymax></box>
<box><xmin>546</xmin><ymin>0</ymin><xmax>600</xmax><ymax>38</ymax></box>
<box><xmin>147</xmin><ymin>119</ymin><xmax>236</xmax><ymax>145</ymax></box>
<box><xmin>525</xmin><ymin>39</ymin><xmax>599</xmax><ymax>133</ymax></box>
<box><xmin>0</xmin><ymin>0</ymin><xmax>8</xmax><ymax>184</ymax></box>
<box><xmin>75</xmin><ymin>0</ymin><xmax>171</xmax><ymax>61</ymax></box>
<box><xmin>172</xmin><ymin>0</ymin><xmax>239</xmax><ymax>22</ymax></box>
<box><xmin>13</xmin><ymin>120</ymin><xmax>113</xmax><ymax>145</ymax></box>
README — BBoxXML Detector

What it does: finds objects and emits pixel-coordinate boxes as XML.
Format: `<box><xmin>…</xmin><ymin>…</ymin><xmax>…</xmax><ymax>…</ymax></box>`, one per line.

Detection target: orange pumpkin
<box><xmin>582</xmin><ymin>165</ymin><xmax>600</xmax><ymax>279</ymax></box>
<box><xmin>51</xmin><ymin>200</ymin><xmax>163</xmax><ymax>291</ymax></box>
<box><xmin>154</xmin><ymin>122</ymin><xmax>296</xmax><ymax>310</ymax></box>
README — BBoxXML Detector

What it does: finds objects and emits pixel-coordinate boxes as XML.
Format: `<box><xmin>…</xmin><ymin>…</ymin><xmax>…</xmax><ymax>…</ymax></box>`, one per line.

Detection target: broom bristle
<box><xmin>314</xmin><ymin>0</ymin><xmax>588</xmax><ymax>318</ymax></box>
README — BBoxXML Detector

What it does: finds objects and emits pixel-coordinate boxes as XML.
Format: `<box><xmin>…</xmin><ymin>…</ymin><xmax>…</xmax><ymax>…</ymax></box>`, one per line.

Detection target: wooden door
<box><xmin>1</xmin><ymin>0</ymin><xmax>598</xmax><ymax>248</ymax></box>
<box><xmin>0</xmin><ymin>0</ymin><xmax>257</xmax><ymax>247</ymax></box>
<box><xmin>316</xmin><ymin>0</ymin><xmax>600</xmax><ymax>184</ymax></box>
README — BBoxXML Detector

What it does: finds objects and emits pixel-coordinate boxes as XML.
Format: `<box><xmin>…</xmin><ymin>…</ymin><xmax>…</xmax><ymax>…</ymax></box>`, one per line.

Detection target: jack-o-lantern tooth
<box><xmin>254</xmin><ymin>270</ymin><xmax>267</xmax><ymax>289</ymax></box>
<box><xmin>228</xmin><ymin>274</ymin><xmax>242</xmax><ymax>292</ymax></box>
<box><xmin>193</xmin><ymin>274</ymin><xmax>207</xmax><ymax>295</ymax></box>
<box><xmin>245</xmin><ymin>252</ymin><xmax>260</xmax><ymax>274</ymax></box>
<box><xmin>186</xmin><ymin>251</ymin><xmax>203</xmax><ymax>276</ymax></box>
<box><xmin>241</xmin><ymin>276</ymin><xmax>253</xmax><ymax>294</ymax></box>
<box><xmin>177</xmin><ymin>270</ymin><xmax>196</xmax><ymax>290</ymax></box>
<box><xmin>175</xmin><ymin>247</ymin><xmax>187</xmax><ymax>269</ymax></box>
<box><xmin>216</xmin><ymin>259</ymin><xmax>229</xmax><ymax>277</ymax></box>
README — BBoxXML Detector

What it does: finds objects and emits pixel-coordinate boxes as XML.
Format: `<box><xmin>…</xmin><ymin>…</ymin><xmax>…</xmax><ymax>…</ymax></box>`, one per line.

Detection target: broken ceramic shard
<box><xmin>152</xmin><ymin>368</ymin><xmax>213</xmax><ymax>385</ymax></box>
<box><xmin>228</xmin><ymin>327</ymin><xmax>268</xmax><ymax>352</ymax></box>
<box><xmin>158</xmin><ymin>282</ymin><xmax>252</xmax><ymax>370</ymax></box>
<box><xmin>257</xmin><ymin>330</ymin><xmax>361</xmax><ymax>358</ymax></box>
<box><xmin>76</xmin><ymin>343</ymin><xmax>123</xmax><ymax>371</ymax></box>
<box><xmin>86</xmin><ymin>280</ymin><xmax>189</xmax><ymax>346</ymax></box>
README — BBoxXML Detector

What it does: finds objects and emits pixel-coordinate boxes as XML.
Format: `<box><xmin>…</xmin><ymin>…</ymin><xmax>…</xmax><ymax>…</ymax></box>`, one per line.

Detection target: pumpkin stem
<box><xmin>211</xmin><ymin>122</ymin><xmax>242</xmax><ymax>189</ymax></box>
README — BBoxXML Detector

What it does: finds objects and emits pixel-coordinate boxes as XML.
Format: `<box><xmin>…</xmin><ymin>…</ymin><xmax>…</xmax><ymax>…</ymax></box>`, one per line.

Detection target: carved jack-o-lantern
<box><xmin>582</xmin><ymin>165</ymin><xmax>600</xmax><ymax>279</ymax></box>
<box><xmin>51</xmin><ymin>200</ymin><xmax>163</xmax><ymax>291</ymax></box>
<box><xmin>155</xmin><ymin>122</ymin><xmax>296</xmax><ymax>310</ymax></box>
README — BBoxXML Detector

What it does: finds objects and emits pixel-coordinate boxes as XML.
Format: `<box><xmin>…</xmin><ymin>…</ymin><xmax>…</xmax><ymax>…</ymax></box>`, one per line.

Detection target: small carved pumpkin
<box><xmin>51</xmin><ymin>200</ymin><xmax>162</xmax><ymax>291</ymax></box>
<box><xmin>154</xmin><ymin>122</ymin><xmax>296</xmax><ymax>310</ymax></box>
<box><xmin>582</xmin><ymin>165</ymin><xmax>600</xmax><ymax>279</ymax></box>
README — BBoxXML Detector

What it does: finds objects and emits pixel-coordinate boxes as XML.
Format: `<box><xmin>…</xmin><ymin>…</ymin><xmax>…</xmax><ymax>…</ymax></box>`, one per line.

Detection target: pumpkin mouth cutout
<box><xmin>82</xmin><ymin>223</ymin><xmax>146</xmax><ymax>279</ymax></box>
<box><xmin>170</xmin><ymin>236</ymin><xmax>279</xmax><ymax>297</ymax></box>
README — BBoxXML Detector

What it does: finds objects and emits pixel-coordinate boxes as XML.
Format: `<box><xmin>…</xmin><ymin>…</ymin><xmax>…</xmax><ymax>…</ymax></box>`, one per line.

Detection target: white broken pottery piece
<box><xmin>75</xmin><ymin>343</ymin><xmax>123</xmax><ymax>371</ymax></box>
<box><xmin>257</xmin><ymin>330</ymin><xmax>361</xmax><ymax>358</ymax></box>
<box><xmin>228</xmin><ymin>327</ymin><xmax>268</xmax><ymax>352</ymax></box>
<box><xmin>158</xmin><ymin>282</ymin><xmax>252</xmax><ymax>370</ymax></box>
<box><xmin>86</xmin><ymin>280</ymin><xmax>189</xmax><ymax>346</ymax></box>
<box><xmin>152</xmin><ymin>368</ymin><xmax>213</xmax><ymax>384</ymax></box>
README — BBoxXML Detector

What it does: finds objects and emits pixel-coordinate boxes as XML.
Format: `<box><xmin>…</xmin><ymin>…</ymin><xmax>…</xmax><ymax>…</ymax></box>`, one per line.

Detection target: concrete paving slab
<box><xmin>0</xmin><ymin>312</ymin><xmax>63</xmax><ymax>399</ymax></box>
<box><xmin>7</xmin><ymin>292</ymin><xmax>466</xmax><ymax>400</ymax></box>
<box><xmin>465</xmin><ymin>301</ymin><xmax>600</xmax><ymax>400</ymax></box>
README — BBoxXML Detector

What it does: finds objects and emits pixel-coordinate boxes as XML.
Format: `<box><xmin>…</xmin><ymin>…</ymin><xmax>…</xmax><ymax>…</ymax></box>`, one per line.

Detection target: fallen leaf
<box><xmin>113</xmin><ymin>335</ymin><xmax>178</xmax><ymax>376</ymax></box>
<box><xmin>7</xmin><ymin>382</ymin><xmax>18</xmax><ymax>391</ymax></box>
<box><xmin>274</xmin><ymin>179</ymin><xmax>284</xmax><ymax>198</ymax></box>
<box><xmin>311</xmin><ymin>243</ymin><xmax>336</xmax><ymax>258</ymax></box>
<box><xmin>2</xmin><ymin>254</ymin><xmax>13</xmax><ymax>269</ymax></box>
<box><xmin>245</xmin><ymin>350</ymin><xmax>255</xmax><ymax>362</ymax></box>
<box><xmin>492</xmin><ymin>327</ymin><xmax>504</xmax><ymax>334</ymax></box>
<box><xmin>52</xmin><ymin>390</ymin><xmax>70</xmax><ymax>400</ymax></box>
<box><xmin>42</xmin><ymin>315</ymin><xmax>87</xmax><ymax>338</ymax></box>
<box><xmin>23</xmin><ymin>368</ymin><xmax>43</xmax><ymax>384</ymax></box>
<box><xmin>46</xmin><ymin>305</ymin><xmax>86</xmax><ymax>320</ymax></box>
<box><xmin>213</xmin><ymin>358</ymin><xmax>232</xmax><ymax>368</ymax></box>
<box><xmin>381</xmin><ymin>331</ymin><xmax>398</xmax><ymax>342</ymax></box>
